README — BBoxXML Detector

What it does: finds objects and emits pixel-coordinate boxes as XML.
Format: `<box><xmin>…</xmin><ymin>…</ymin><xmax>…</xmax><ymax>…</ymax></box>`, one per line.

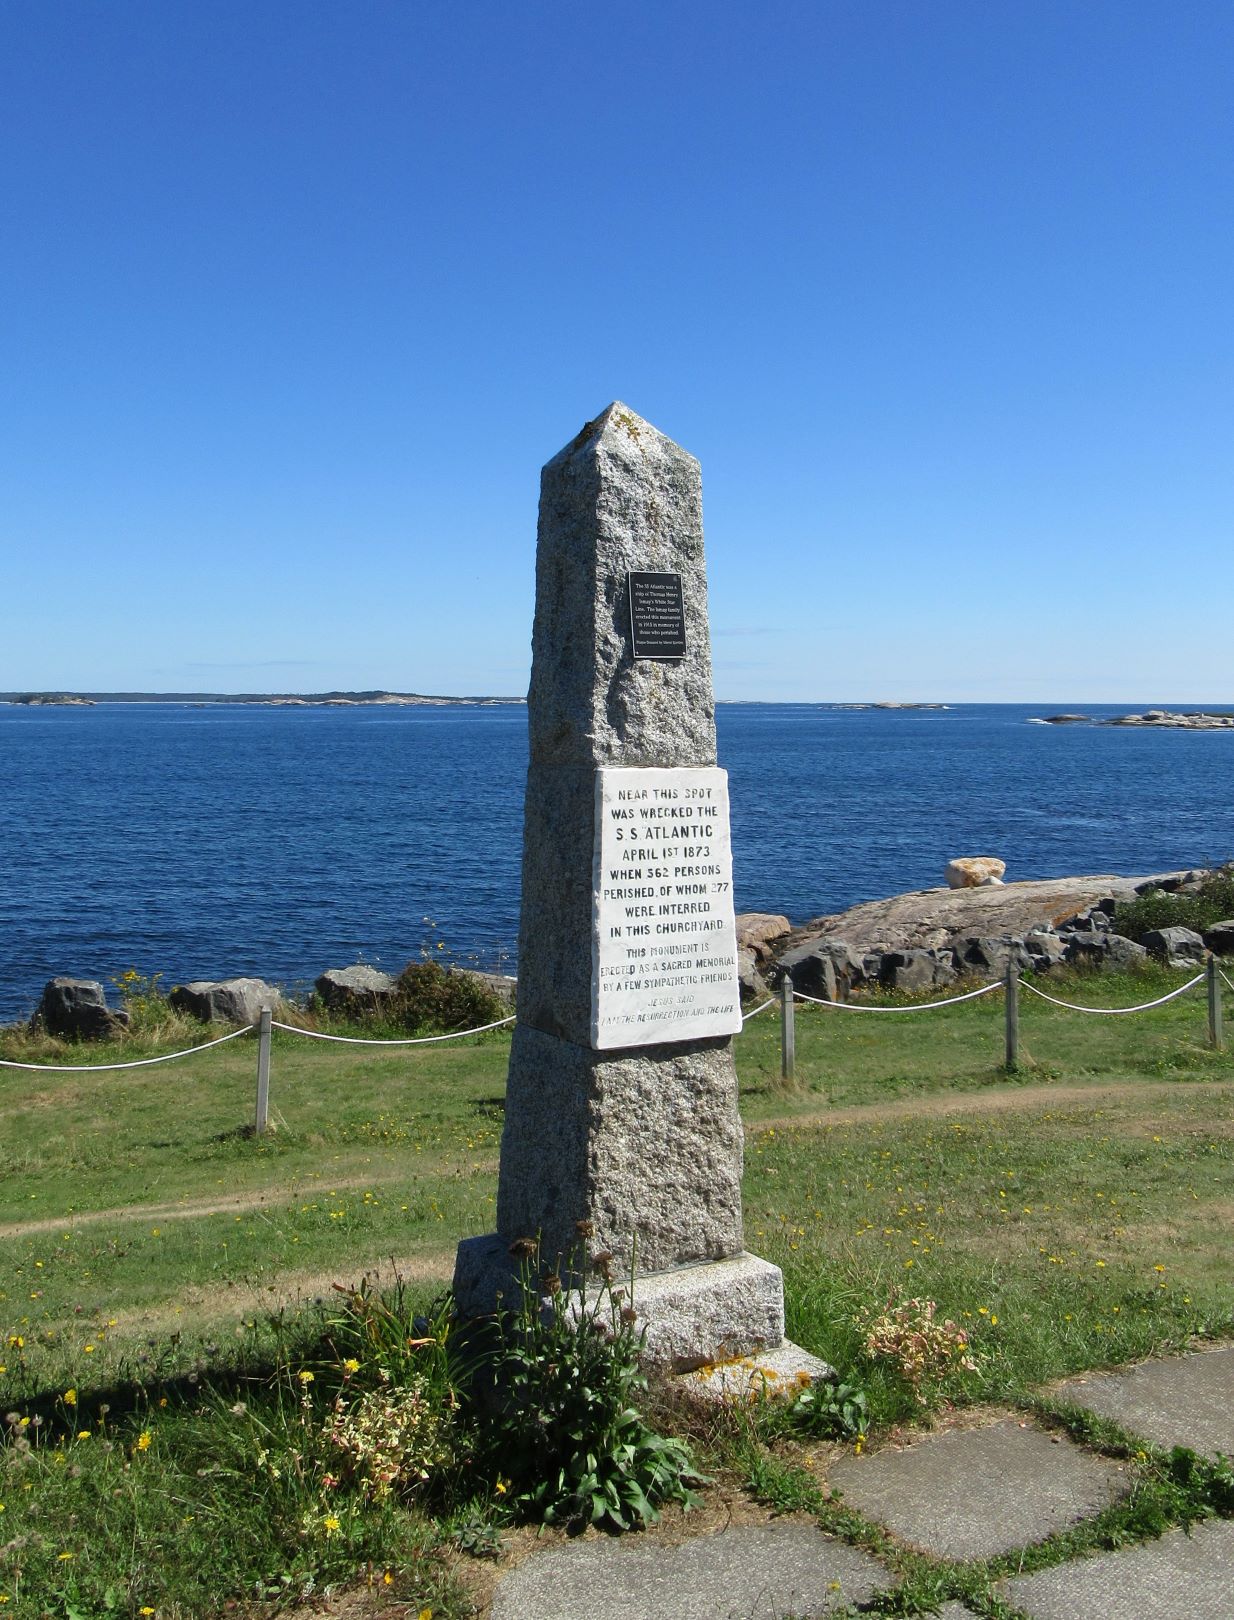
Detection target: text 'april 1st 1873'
<box><xmin>591</xmin><ymin>765</ymin><xmax>742</xmax><ymax>1049</ymax></box>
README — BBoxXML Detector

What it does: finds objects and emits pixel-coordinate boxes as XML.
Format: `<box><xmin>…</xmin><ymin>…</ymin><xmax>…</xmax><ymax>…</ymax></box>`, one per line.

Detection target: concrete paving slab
<box><xmin>934</xmin><ymin>1605</ymin><xmax>981</xmax><ymax>1619</ymax></box>
<box><xmin>828</xmin><ymin>1420</ymin><xmax>1128</xmax><ymax>1560</ymax></box>
<box><xmin>1002</xmin><ymin>1515</ymin><xmax>1234</xmax><ymax>1619</ymax></box>
<box><xmin>1055</xmin><ymin>1346</ymin><xmax>1234</xmax><ymax>1460</ymax></box>
<box><xmin>490</xmin><ymin>1523</ymin><xmax>887</xmax><ymax>1620</ymax></box>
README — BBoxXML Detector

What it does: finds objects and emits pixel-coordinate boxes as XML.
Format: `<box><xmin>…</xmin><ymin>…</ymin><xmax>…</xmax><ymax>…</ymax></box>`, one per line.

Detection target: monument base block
<box><xmin>683</xmin><ymin>1339</ymin><xmax>837</xmax><ymax>1404</ymax></box>
<box><xmin>454</xmin><ymin>1239</ymin><xmax>803</xmax><ymax>1375</ymax></box>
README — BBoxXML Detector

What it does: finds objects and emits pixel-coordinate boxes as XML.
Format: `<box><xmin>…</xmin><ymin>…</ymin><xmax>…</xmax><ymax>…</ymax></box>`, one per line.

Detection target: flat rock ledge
<box><xmin>1107</xmin><ymin>708</ymin><xmax>1234</xmax><ymax>729</ymax></box>
<box><xmin>775</xmin><ymin>868</ymin><xmax>1222</xmax><ymax>996</ymax></box>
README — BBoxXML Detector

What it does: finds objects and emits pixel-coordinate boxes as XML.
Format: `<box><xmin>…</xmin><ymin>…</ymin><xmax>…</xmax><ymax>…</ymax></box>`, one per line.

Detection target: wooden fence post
<box><xmin>1004</xmin><ymin>959</ymin><xmax>1019</xmax><ymax>1070</ymax></box>
<box><xmin>780</xmin><ymin>972</ymin><xmax>796</xmax><ymax>1083</ymax></box>
<box><xmin>255</xmin><ymin>1007</ymin><xmax>272</xmax><ymax>1135</ymax></box>
<box><xmin>1208</xmin><ymin>954</ymin><xmax>1224</xmax><ymax>1050</ymax></box>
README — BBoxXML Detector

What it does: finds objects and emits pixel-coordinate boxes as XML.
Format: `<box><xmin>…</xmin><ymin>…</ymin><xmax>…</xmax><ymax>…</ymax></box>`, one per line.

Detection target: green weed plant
<box><xmin>1113</xmin><ymin>867</ymin><xmax>1234</xmax><ymax>943</ymax></box>
<box><xmin>474</xmin><ymin>1232</ymin><xmax>703</xmax><ymax>1533</ymax></box>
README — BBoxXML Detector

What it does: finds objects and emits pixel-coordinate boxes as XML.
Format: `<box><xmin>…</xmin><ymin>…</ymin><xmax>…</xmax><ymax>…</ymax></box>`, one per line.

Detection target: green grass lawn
<box><xmin>1</xmin><ymin>965</ymin><xmax>1231</xmax><ymax>1617</ymax></box>
<box><xmin>1</xmin><ymin>963</ymin><xmax>1230</xmax><ymax>1388</ymax></box>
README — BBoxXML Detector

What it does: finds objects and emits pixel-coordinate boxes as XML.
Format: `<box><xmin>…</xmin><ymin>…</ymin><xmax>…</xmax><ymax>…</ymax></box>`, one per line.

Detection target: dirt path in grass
<box><xmin>753</xmin><ymin>1076</ymin><xmax>1233</xmax><ymax>1134</ymax></box>
<box><xmin>123</xmin><ymin>1247</ymin><xmax>459</xmax><ymax>1336</ymax></box>
<box><xmin>5</xmin><ymin>1079</ymin><xmax>1227</xmax><ymax>1242</ymax></box>
<box><xmin>0</xmin><ymin>1173</ymin><xmax>382</xmax><ymax>1240</ymax></box>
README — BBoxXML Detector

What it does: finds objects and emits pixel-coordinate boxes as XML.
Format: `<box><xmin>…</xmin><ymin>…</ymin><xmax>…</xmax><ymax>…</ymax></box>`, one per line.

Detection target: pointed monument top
<box><xmin>545</xmin><ymin>402</ymin><xmax>698</xmax><ymax>473</ymax></box>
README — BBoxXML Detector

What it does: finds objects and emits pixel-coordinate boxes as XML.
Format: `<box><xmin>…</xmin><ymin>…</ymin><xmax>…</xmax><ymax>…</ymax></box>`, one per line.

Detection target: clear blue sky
<box><xmin>3</xmin><ymin>2</ymin><xmax>1230</xmax><ymax>701</ymax></box>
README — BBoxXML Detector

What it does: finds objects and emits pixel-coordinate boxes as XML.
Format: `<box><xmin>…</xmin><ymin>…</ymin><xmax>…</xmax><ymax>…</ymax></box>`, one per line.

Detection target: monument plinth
<box><xmin>453</xmin><ymin>403</ymin><xmax>828</xmax><ymax>1381</ymax></box>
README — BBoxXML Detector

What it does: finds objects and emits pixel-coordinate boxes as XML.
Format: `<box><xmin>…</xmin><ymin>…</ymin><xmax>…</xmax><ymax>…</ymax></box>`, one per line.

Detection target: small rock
<box><xmin>34</xmin><ymin>978</ymin><xmax>130</xmax><ymax>1040</ymax></box>
<box><xmin>945</xmin><ymin>857</ymin><xmax>1006</xmax><ymax>889</ymax></box>
<box><xmin>170</xmin><ymin>978</ymin><xmax>278</xmax><ymax>1026</ymax></box>
<box><xmin>1203</xmin><ymin>921</ymin><xmax>1234</xmax><ymax>956</ymax></box>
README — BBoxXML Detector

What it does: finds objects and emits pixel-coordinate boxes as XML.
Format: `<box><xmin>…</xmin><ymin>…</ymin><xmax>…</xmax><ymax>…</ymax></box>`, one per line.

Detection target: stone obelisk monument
<box><xmin>454</xmin><ymin>403</ymin><xmax>826</xmax><ymax>1381</ymax></box>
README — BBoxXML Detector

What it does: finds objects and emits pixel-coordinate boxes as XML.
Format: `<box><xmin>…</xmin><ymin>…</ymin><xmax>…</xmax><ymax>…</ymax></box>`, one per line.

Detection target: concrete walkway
<box><xmin>488</xmin><ymin>1345</ymin><xmax>1234</xmax><ymax>1620</ymax></box>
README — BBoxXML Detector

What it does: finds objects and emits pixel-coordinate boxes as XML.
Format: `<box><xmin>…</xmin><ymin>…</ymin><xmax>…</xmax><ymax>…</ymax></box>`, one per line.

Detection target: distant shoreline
<box><xmin>0</xmin><ymin>689</ymin><xmax>525</xmax><ymax>707</ymax></box>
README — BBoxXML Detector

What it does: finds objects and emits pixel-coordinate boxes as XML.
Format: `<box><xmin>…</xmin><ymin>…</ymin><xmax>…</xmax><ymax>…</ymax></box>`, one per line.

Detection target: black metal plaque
<box><xmin>627</xmin><ymin>571</ymin><xmax>686</xmax><ymax>660</ymax></box>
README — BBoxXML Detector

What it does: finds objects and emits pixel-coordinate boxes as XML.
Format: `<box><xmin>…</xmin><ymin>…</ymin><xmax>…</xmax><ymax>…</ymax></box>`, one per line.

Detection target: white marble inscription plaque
<box><xmin>591</xmin><ymin>766</ymin><xmax>742</xmax><ymax>1050</ymax></box>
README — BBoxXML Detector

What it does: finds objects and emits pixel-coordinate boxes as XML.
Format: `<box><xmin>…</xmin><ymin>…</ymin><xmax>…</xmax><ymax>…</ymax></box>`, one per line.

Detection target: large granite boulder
<box><xmin>946</xmin><ymin>857</ymin><xmax>1006</xmax><ymax>889</ymax></box>
<box><xmin>734</xmin><ymin>913</ymin><xmax>792</xmax><ymax>961</ymax></box>
<box><xmin>780</xmin><ymin>938</ymin><xmax>866</xmax><ymax>1001</ymax></box>
<box><xmin>1024</xmin><ymin>929</ymin><xmax>1066</xmax><ymax>968</ymax></box>
<box><xmin>314</xmin><ymin>964</ymin><xmax>397</xmax><ymax>1012</ymax></box>
<box><xmin>170</xmin><ymin>978</ymin><xmax>276</xmax><ymax>1026</ymax></box>
<box><xmin>1104</xmin><ymin>934</ymin><xmax>1150</xmax><ymax>969</ymax></box>
<box><xmin>736</xmin><ymin>946</ymin><xmax>768</xmax><ymax>1002</ymax></box>
<box><xmin>1203</xmin><ymin>921</ymin><xmax>1234</xmax><ymax>956</ymax></box>
<box><xmin>878</xmin><ymin>948</ymin><xmax>955</xmax><ymax>992</ymax></box>
<box><xmin>953</xmin><ymin>935</ymin><xmax>1032</xmax><ymax>977</ymax></box>
<box><xmin>1141</xmin><ymin>927</ymin><xmax>1207</xmax><ymax>966</ymax></box>
<box><xmin>449</xmin><ymin>968</ymin><xmax>516</xmax><ymax>1008</ymax></box>
<box><xmin>1062</xmin><ymin>929</ymin><xmax>1110</xmax><ymax>966</ymax></box>
<box><xmin>35</xmin><ymin>978</ymin><xmax>130</xmax><ymax>1040</ymax></box>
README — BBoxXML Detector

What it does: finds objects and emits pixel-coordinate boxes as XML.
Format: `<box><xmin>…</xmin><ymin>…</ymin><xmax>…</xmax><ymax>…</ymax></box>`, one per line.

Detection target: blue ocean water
<box><xmin>1</xmin><ymin>701</ymin><xmax>1232</xmax><ymax>1022</ymax></box>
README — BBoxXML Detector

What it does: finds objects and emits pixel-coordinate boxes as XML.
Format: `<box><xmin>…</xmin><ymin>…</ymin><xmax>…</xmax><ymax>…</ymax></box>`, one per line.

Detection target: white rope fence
<box><xmin>1019</xmin><ymin>971</ymin><xmax>1206</xmax><ymax>1014</ymax></box>
<box><xmin>0</xmin><ymin>1022</ymin><xmax>254</xmax><ymax>1072</ymax></box>
<box><xmin>774</xmin><ymin>959</ymin><xmax>1223</xmax><ymax>1077</ymax></box>
<box><xmin>792</xmin><ymin>980</ymin><xmax>1003</xmax><ymax>1012</ymax></box>
<box><xmin>1</xmin><ymin>959</ymin><xmax>1223</xmax><ymax>1122</ymax></box>
<box><xmin>0</xmin><ymin>1008</ymin><xmax>517</xmax><ymax>1132</ymax></box>
<box><xmin>741</xmin><ymin>998</ymin><xmax>776</xmax><ymax>1022</ymax></box>
<box><xmin>269</xmin><ymin>1015</ymin><xmax>515</xmax><ymax>1045</ymax></box>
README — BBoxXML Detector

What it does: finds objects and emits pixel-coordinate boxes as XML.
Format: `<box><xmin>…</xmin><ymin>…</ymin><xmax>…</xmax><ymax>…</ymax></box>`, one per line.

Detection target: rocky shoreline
<box><xmin>736</xmin><ymin>864</ymin><xmax>1234</xmax><ymax>1001</ymax></box>
<box><xmin>16</xmin><ymin>960</ymin><xmax>518</xmax><ymax>1040</ymax></box>
<box><xmin>1033</xmin><ymin>710</ymin><xmax>1234</xmax><ymax>729</ymax></box>
<box><xmin>11</xmin><ymin>864</ymin><xmax>1233</xmax><ymax>1036</ymax></box>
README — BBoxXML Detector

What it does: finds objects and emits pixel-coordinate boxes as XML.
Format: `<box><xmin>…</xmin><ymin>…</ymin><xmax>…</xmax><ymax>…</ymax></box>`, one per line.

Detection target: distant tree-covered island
<box><xmin>2</xmin><ymin>689</ymin><xmax>525</xmax><ymax>706</ymax></box>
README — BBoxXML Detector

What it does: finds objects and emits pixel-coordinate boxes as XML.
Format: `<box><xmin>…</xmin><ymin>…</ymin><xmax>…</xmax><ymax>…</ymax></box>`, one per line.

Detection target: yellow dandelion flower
<box><xmin>136</xmin><ymin>1431</ymin><xmax>152</xmax><ymax>1451</ymax></box>
<box><xmin>297</xmin><ymin>1369</ymin><xmax>314</xmax><ymax>1384</ymax></box>
<box><xmin>342</xmin><ymin>1358</ymin><xmax>360</xmax><ymax>1374</ymax></box>
<box><xmin>383</xmin><ymin>1572</ymin><xmax>393</xmax><ymax>1586</ymax></box>
<box><xmin>76</xmin><ymin>1430</ymin><xmax>91</xmax><ymax>1440</ymax></box>
<box><xmin>57</xmin><ymin>1552</ymin><xmax>74</xmax><ymax>1561</ymax></box>
<box><xmin>63</xmin><ymin>1388</ymin><xmax>77</xmax><ymax>1406</ymax></box>
<box><xmin>323</xmin><ymin>1515</ymin><xmax>340</xmax><ymax>1533</ymax></box>
<box><xmin>140</xmin><ymin>1609</ymin><xmax>155</xmax><ymax>1616</ymax></box>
